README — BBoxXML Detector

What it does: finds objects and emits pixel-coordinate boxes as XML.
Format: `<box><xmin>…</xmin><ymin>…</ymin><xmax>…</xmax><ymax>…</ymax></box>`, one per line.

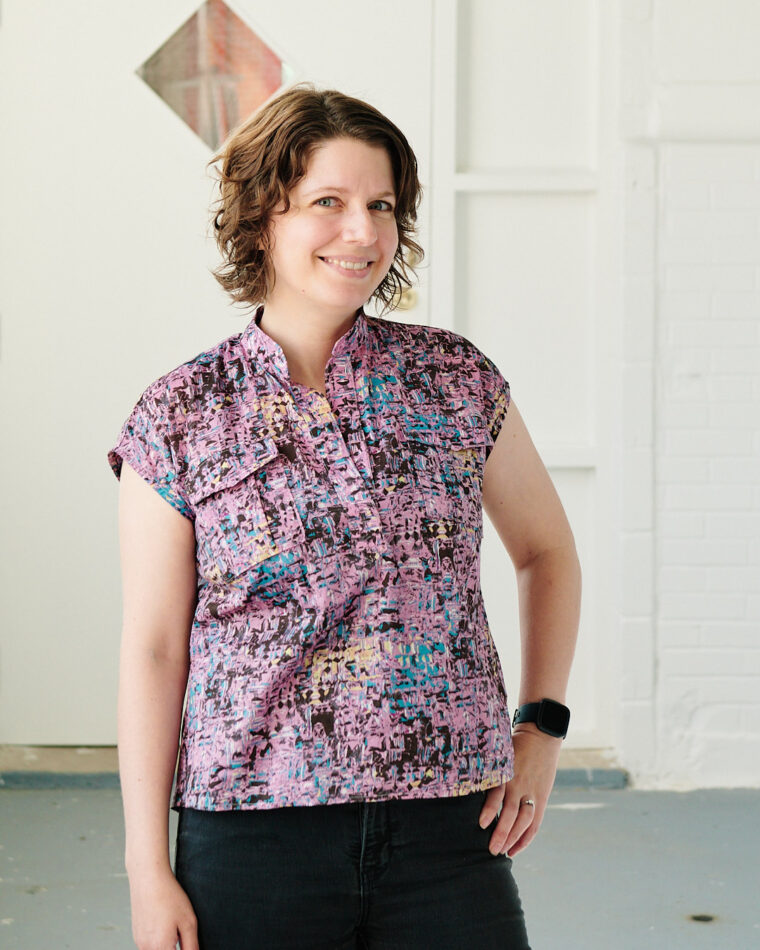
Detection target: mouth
<box><xmin>319</xmin><ymin>256</ymin><xmax>374</xmax><ymax>276</ymax></box>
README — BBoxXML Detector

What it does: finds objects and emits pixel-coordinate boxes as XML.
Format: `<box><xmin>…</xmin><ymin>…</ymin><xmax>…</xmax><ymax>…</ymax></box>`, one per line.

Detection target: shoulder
<box><xmin>367</xmin><ymin>316</ymin><xmax>509</xmax><ymax>449</ymax></box>
<box><xmin>366</xmin><ymin>315</ymin><xmax>489</xmax><ymax>370</ymax></box>
<box><xmin>132</xmin><ymin>327</ymin><xmax>249</xmax><ymax>430</ymax></box>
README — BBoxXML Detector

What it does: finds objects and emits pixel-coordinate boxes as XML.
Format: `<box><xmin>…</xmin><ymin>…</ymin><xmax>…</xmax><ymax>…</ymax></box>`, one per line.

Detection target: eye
<box><xmin>369</xmin><ymin>199</ymin><xmax>394</xmax><ymax>212</ymax></box>
<box><xmin>314</xmin><ymin>196</ymin><xmax>338</xmax><ymax>207</ymax></box>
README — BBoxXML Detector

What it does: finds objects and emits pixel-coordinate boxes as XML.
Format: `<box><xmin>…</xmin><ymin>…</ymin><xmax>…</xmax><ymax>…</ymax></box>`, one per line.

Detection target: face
<box><xmin>265</xmin><ymin>137</ymin><xmax>399</xmax><ymax>322</ymax></box>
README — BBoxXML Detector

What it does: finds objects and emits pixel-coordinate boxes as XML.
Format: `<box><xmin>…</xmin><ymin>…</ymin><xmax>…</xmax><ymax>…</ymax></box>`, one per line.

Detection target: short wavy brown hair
<box><xmin>207</xmin><ymin>83</ymin><xmax>424</xmax><ymax>314</ymax></box>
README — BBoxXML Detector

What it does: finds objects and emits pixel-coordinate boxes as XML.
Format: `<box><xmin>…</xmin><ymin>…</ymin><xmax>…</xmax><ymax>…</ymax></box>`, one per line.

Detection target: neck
<box><xmin>257</xmin><ymin>301</ymin><xmax>360</xmax><ymax>390</ymax></box>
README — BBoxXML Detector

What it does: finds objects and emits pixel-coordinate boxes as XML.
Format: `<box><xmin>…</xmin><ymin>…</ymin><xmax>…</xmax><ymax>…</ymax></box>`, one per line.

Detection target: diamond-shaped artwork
<box><xmin>137</xmin><ymin>0</ymin><xmax>294</xmax><ymax>150</ymax></box>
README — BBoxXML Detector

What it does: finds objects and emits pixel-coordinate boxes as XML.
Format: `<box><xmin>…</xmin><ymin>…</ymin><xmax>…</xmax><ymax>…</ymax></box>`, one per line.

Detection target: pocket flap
<box><xmin>401</xmin><ymin>405</ymin><xmax>487</xmax><ymax>448</ymax></box>
<box><xmin>185</xmin><ymin>436</ymin><xmax>281</xmax><ymax>505</ymax></box>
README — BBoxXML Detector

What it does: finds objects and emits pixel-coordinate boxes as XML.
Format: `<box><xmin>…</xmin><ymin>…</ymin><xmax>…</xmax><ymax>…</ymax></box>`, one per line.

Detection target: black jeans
<box><xmin>174</xmin><ymin>789</ymin><xmax>531</xmax><ymax>949</ymax></box>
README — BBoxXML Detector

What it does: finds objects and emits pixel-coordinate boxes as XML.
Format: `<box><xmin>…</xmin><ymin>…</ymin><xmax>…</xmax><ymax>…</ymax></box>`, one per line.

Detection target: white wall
<box><xmin>0</xmin><ymin>1</ymin><xmax>228</xmax><ymax>744</ymax></box>
<box><xmin>0</xmin><ymin>0</ymin><xmax>432</xmax><ymax>744</ymax></box>
<box><xmin>619</xmin><ymin>0</ymin><xmax>760</xmax><ymax>788</ymax></box>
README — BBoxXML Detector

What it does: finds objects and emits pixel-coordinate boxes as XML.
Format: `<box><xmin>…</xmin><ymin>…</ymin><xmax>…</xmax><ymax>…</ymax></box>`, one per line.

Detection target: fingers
<box><xmin>494</xmin><ymin>800</ymin><xmax>536</xmax><ymax>856</ymax></box>
<box><xmin>478</xmin><ymin>785</ymin><xmax>505</xmax><ymax>831</ymax></box>
<box><xmin>479</xmin><ymin>783</ymin><xmax>541</xmax><ymax>856</ymax></box>
<box><xmin>507</xmin><ymin>817</ymin><xmax>540</xmax><ymax>858</ymax></box>
<box><xmin>506</xmin><ymin>799</ymin><xmax>538</xmax><ymax>853</ymax></box>
<box><xmin>178</xmin><ymin>918</ymin><xmax>199</xmax><ymax>950</ymax></box>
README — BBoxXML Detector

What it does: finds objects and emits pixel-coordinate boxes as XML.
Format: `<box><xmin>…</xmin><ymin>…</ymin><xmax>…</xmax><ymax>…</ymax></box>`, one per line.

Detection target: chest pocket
<box><xmin>185</xmin><ymin>436</ymin><xmax>305</xmax><ymax>580</ymax></box>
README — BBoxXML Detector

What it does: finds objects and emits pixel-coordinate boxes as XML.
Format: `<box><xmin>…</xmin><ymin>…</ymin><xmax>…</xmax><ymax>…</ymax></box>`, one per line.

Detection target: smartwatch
<box><xmin>512</xmin><ymin>698</ymin><xmax>570</xmax><ymax>739</ymax></box>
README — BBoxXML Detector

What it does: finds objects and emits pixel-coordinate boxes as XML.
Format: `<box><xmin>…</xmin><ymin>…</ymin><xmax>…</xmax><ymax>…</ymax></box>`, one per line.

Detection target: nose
<box><xmin>341</xmin><ymin>204</ymin><xmax>377</xmax><ymax>245</ymax></box>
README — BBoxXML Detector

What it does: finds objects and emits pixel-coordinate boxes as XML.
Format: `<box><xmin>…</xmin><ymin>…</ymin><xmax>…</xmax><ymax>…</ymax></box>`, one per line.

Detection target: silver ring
<box><xmin>520</xmin><ymin>798</ymin><xmax>535</xmax><ymax>808</ymax></box>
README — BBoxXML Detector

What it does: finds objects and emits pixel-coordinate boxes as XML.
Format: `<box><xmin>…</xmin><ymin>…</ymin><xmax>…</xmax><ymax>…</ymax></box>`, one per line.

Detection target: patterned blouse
<box><xmin>108</xmin><ymin>307</ymin><xmax>514</xmax><ymax>810</ymax></box>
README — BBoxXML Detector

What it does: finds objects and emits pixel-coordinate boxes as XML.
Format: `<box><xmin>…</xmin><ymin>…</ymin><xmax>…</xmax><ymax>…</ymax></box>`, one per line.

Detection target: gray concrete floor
<box><xmin>0</xmin><ymin>787</ymin><xmax>757</xmax><ymax>949</ymax></box>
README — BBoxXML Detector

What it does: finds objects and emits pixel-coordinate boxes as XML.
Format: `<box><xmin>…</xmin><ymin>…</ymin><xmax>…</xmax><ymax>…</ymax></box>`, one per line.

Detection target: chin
<box><xmin>319</xmin><ymin>292</ymin><xmax>369</xmax><ymax>313</ymax></box>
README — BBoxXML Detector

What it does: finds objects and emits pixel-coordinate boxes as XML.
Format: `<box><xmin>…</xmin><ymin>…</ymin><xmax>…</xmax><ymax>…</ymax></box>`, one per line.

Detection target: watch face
<box><xmin>537</xmin><ymin>700</ymin><xmax>570</xmax><ymax>738</ymax></box>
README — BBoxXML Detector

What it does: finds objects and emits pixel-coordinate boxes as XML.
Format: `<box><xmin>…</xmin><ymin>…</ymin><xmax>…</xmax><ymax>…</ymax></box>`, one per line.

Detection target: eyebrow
<box><xmin>302</xmin><ymin>186</ymin><xmax>396</xmax><ymax>199</ymax></box>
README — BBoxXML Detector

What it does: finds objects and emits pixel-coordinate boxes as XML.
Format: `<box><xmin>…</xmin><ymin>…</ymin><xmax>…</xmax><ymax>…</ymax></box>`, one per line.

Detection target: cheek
<box><xmin>380</xmin><ymin>223</ymin><xmax>400</xmax><ymax>264</ymax></box>
<box><xmin>306</xmin><ymin>217</ymin><xmax>340</xmax><ymax>248</ymax></box>
<box><xmin>273</xmin><ymin>218</ymin><xmax>330</xmax><ymax>262</ymax></box>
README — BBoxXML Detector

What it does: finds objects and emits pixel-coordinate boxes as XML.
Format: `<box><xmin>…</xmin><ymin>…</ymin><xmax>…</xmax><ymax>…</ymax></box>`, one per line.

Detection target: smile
<box><xmin>320</xmin><ymin>257</ymin><xmax>373</xmax><ymax>273</ymax></box>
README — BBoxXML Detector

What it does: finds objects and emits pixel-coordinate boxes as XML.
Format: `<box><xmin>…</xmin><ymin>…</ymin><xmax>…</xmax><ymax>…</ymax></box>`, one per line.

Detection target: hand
<box><xmin>128</xmin><ymin>869</ymin><xmax>199</xmax><ymax>950</ymax></box>
<box><xmin>477</xmin><ymin>727</ymin><xmax>562</xmax><ymax>857</ymax></box>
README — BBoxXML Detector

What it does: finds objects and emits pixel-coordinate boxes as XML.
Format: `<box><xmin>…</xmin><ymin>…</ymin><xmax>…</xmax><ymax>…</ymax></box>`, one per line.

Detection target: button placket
<box><xmin>284</xmin><ymin>379</ymin><xmax>386</xmax><ymax>562</ymax></box>
<box><xmin>325</xmin><ymin>356</ymin><xmax>376</xmax><ymax>493</ymax></box>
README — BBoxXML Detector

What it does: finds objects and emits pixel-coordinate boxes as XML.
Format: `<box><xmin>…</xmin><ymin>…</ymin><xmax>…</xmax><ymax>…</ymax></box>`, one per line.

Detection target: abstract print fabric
<box><xmin>108</xmin><ymin>308</ymin><xmax>514</xmax><ymax>810</ymax></box>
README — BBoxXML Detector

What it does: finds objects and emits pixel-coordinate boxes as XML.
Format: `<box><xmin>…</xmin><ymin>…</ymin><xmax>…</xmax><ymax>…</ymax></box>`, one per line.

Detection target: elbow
<box><xmin>515</xmin><ymin>535</ymin><xmax>581</xmax><ymax>581</ymax></box>
<box><xmin>120</xmin><ymin>621</ymin><xmax>191</xmax><ymax>671</ymax></box>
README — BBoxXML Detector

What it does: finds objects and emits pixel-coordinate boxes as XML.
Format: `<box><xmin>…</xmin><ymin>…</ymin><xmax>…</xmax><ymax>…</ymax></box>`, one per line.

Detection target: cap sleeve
<box><xmin>478</xmin><ymin>349</ymin><xmax>511</xmax><ymax>460</ymax></box>
<box><xmin>107</xmin><ymin>383</ymin><xmax>192</xmax><ymax>520</ymax></box>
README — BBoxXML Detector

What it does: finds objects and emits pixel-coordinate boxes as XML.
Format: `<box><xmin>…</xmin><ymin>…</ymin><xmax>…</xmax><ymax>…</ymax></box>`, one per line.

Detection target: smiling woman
<box><xmin>208</xmin><ymin>83</ymin><xmax>423</xmax><ymax>314</ymax></box>
<box><xmin>264</xmin><ymin>138</ymin><xmax>400</xmax><ymax>324</ymax></box>
<box><xmin>108</xmin><ymin>82</ymin><xmax>580</xmax><ymax>950</ymax></box>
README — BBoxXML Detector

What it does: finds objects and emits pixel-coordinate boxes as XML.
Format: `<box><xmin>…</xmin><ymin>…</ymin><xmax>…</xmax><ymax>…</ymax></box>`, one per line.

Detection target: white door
<box><xmin>0</xmin><ymin>0</ymin><xmax>615</xmax><ymax>752</ymax></box>
<box><xmin>429</xmin><ymin>0</ymin><xmax>620</xmax><ymax>751</ymax></box>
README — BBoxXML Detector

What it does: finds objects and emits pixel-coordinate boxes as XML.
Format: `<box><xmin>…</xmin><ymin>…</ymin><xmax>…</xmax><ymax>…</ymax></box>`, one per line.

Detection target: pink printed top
<box><xmin>108</xmin><ymin>308</ymin><xmax>514</xmax><ymax>810</ymax></box>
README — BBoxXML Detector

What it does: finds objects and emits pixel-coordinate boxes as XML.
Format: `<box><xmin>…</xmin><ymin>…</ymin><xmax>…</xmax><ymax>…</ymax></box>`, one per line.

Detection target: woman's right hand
<box><xmin>128</xmin><ymin>870</ymin><xmax>199</xmax><ymax>950</ymax></box>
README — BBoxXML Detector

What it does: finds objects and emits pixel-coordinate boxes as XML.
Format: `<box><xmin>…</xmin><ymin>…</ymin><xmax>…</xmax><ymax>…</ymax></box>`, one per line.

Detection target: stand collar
<box><xmin>241</xmin><ymin>306</ymin><xmax>369</xmax><ymax>379</ymax></box>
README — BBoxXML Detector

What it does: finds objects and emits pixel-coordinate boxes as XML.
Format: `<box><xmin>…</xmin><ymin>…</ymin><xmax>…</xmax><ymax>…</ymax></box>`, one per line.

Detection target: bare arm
<box><xmin>478</xmin><ymin>399</ymin><xmax>582</xmax><ymax>855</ymax></box>
<box><xmin>117</xmin><ymin>461</ymin><xmax>199</xmax><ymax>949</ymax></box>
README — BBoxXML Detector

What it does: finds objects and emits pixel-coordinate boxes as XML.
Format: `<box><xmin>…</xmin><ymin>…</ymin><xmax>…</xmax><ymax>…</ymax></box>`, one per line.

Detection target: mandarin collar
<box><xmin>242</xmin><ymin>306</ymin><xmax>368</xmax><ymax>380</ymax></box>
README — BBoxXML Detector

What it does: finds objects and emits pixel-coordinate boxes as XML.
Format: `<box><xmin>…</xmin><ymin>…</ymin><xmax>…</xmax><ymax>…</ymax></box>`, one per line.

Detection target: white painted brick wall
<box><xmin>618</xmin><ymin>2</ymin><xmax>760</xmax><ymax>789</ymax></box>
<box><xmin>618</xmin><ymin>133</ymin><xmax>658</xmax><ymax>780</ymax></box>
<box><xmin>655</xmin><ymin>143</ymin><xmax>760</xmax><ymax>788</ymax></box>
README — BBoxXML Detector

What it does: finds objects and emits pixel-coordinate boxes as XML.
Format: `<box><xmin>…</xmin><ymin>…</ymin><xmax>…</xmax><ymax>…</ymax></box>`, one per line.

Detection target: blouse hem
<box><xmin>172</xmin><ymin>771</ymin><xmax>515</xmax><ymax>812</ymax></box>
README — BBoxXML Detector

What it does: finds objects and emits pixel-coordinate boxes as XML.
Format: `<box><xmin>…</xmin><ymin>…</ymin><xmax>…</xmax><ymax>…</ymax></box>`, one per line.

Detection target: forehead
<box><xmin>296</xmin><ymin>138</ymin><xmax>395</xmax><ymax>191</ymax></box>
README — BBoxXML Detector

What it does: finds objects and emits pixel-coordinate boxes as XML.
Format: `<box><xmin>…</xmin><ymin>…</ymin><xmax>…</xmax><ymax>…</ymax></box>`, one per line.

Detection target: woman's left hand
<box><xmin>477</xmin><ymin>728</ymin><xmax>562</xmax><ymax>857</ymax></box>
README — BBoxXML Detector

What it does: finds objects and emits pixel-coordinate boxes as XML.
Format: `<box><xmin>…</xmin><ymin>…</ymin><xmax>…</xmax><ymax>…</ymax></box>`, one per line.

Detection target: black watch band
<box><xmin>512</xmin><ymin>698</ymin><xmax>570</xmax><ymax>739</ymax></box>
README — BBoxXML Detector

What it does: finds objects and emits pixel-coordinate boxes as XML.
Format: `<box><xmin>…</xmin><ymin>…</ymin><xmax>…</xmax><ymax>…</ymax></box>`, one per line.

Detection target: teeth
<box><xmin>323</xmin><ymin>258</ymin><xmax>370</xmax><ymax>270</ymax></box>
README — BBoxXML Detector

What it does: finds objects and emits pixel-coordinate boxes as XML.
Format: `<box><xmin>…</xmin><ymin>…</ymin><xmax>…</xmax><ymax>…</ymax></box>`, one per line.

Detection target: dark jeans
<box><xmin>174</xmin><ymin>789</ymin><xmax>531</xmax><ymax>949</ymax></box>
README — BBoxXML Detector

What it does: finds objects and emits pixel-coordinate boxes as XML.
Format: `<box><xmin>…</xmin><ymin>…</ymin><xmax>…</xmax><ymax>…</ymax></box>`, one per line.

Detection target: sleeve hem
<box><xmin>489</xmin><ymin>380</ymin><xmax>511</xmax><ymax>446</ymax></box>
<box><xmin>107</xmin><ymin>444</ymin><xmax>194</xmax><ymax>521</ymax></box>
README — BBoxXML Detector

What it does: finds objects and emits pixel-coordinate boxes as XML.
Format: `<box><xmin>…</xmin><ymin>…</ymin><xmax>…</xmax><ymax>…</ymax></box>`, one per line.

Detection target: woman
<box><xmin>109</xmin><ymin>84</ymin><xmax>580</xmax><ymax>950</ymax></box>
